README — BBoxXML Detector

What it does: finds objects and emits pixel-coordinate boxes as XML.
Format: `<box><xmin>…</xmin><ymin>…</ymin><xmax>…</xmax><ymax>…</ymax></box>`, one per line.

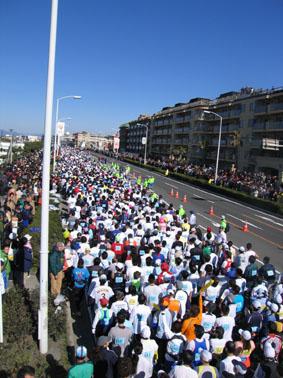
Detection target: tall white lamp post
<box><xmin>203</xmin><ymin>110</ymin><xmax>223</xmax><ymax>182</ymax></box>
<box><xmin>39</xmin><ymin>0</ymin><xmax>59</xmax><ymax>354</ymax></box>
<box><xmin>53</xmin><ymin>95</ymin><xmax>81</xmax><ymax>171</ymax></box>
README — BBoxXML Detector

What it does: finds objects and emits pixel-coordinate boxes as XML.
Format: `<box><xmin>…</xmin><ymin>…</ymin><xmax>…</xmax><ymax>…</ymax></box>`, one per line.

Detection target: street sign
<box><xmin>29</xmin><ymin>226</ymin><xmax>41</xmax><ymax>233</ymax></box>
<box><xmin>142</xmin><ymin>137</ymin><xmax>147</xmax><ymax>145</ymax></box>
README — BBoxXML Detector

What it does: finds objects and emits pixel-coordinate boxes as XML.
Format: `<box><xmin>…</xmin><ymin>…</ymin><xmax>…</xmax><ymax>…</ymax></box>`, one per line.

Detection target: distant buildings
<box><xmin>71</xmin><ymin>132</ymin><xmax>114</xmax><ymax>150</ymax></box>
<box><xmin>119</xmin><ymin>86</ymin><xmax>283</xmax><ymax>176</ymax></box>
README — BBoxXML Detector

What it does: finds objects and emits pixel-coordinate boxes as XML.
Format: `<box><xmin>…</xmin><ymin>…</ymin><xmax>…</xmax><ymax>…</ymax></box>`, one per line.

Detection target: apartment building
<box><xmin>119</xmin><ymin>86</ymin><xmax>283</xmax><ymax>176</ymax></box>
<box><xmin>125</xmin><ymin>115</ymin><xmax>151</xmax><ymax>155</ymax></box>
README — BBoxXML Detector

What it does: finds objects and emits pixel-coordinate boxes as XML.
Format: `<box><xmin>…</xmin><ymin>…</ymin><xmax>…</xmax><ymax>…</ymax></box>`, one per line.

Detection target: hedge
<box><xmin>122</xmin><ymin>158</ymin><xmax>283</xmax><ymax>216</ymax></box>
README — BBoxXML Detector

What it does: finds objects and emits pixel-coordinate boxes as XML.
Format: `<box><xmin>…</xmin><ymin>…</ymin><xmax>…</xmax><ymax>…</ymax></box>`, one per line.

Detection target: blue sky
<box><xmin>1</xmin><ymin>0</ymin><xmax>283</xmax><ymax>135</ymax></box>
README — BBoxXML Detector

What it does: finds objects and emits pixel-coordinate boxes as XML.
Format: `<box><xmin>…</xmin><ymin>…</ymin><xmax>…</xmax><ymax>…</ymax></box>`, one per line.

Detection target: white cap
<box><xmin>24</xmin><ymin>234</ymin><xmax>32</xmax><ymax>241</ymax></box>
<box><xmin>267</xmin><ymin>301</ymin><xmax>279</xmax><ymax>313</ymax></box>
<box><xmin>239</xmin><ymin>329</ymin><xmax>252</xmax><ymax>341</ymax></box>
<box><xmin>239</xmin><ymin>246</ymin><xmax>245</xmax><ymax>252</ymax></box>
<box><xmin>116</xmin><ymin>262</ymin><xmax>124</xmax><ymax>270</ymax></box>
<box><xmin>200</xmin><ymin>350</ymin><xmax>212</xmax><ymax>362</ymax></box>
<box><xmin>264</xmin><ymin>342</ymin><xmax>275</xmax><ymax>358</ymax></box>
<box><xmin>141</xmin><ymin>326</ymin><xmax>151</xmax><ymax>339</ymax></box>
<box><xmin>252</xmin><ymin>300</ymin><xmax>261</xmax><ymax>310</ymax></box>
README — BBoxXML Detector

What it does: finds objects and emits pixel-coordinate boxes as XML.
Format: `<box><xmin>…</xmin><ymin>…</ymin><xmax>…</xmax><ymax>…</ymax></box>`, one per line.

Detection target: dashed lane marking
<box><xmin>226</xmin><ymin>214</ymin><xmax>263</xmax><ymax>230</ymax></box>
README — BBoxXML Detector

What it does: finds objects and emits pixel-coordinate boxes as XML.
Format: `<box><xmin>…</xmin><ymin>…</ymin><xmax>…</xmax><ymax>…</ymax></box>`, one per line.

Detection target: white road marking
<box><xmin>193</xmin><ymin>194</ymin><xmax>203</xmax><ymax>199</ymax></box>
<box><xmin>208</xmin><ymin>200</ymin><xmax>215</xmax><ymax>204</ymax></box>
<box><xmin>127</xmin><ymin>163</ymin><xmax>283</xmax><ymax>222</ymax></box>
<box><xmin>199</xmin><ymin>225</ymin><xmax>206</xmax><ymax>230</ymax></box>
<box><xmin>164</xmin><ymin>182</ymin><xmax>179</xmax><ymax>190</ymax></box>
<box><xmin>255</xmin><ymin>214</ymin><xmax>283</xmax><ymax>227</ymax></box>
<box><xmin>197</xmin><ymin>213</ymin><xmax>220</xmax><ymax>227</ymax></box>
<box><xmin>227</xmin><ymin>213</ymin><xmax>263</xmax><ymax>230</ymax></box>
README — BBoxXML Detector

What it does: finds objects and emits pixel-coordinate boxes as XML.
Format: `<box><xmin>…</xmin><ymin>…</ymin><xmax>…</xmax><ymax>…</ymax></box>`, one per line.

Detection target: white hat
<box><xmin>252</xmin><ymin>300</ymin><xmax>261</xmax><ymax>310</ymax></box>
<box><xmin>239</xmin><ymin>329</ymin><xmax>252</xmax><ymax>341</ymax></box>
<box><xmin>116</xmin><ymin>262</ymin><xmax>124</xmax><ymax>270</ymax></box>
<box><xmin>200</xmin><ymin>350</ymin><xmax>212</xmax><ymax>362</ymax></box>
<box><xmin>76</xmin><ymin>345</ymin><xmax>87</xmax><ymax>358</ymax></box>
<box><xmin>221</xmin><ymin>215</ymin><xmax>226</xmax><ymax>219</ymax></box>
<box><xmin>239</xmin><ymin>246</ymin><xmax>245</xmax><ymax>252</ymax></box>
<box><xmin>264</xmin><ymin>342</ymin><xmax>275</xmax><ymax>358</ymax></box>
<box><xmin>141</xmin><ymin>326</ymin><xmax>151</xmax><ymax>339</ymax></box>
<box><xmin>24</xmin><ymin>234</ymin><xmax>32</xmax><ymax>241</ymax></box>
<box><xmin>267</xmin><ymin>301</ymin><xmax>279</xmax><ymax>313</ymax></box>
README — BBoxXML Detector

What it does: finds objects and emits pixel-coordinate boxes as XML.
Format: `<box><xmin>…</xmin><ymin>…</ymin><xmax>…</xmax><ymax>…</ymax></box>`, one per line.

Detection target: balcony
<box><xmin>269</xmin><ymin>103</ymin><xmax>283</xmax><ymax>113</ymax></box>
<box><xmin>174</xmin><ymin>127</ymin><xmax>190</xmax><ymax>134</ymax></box>
<box><xmin>253</xmin><ymin>121</ymin><xmax>283</xmax><ymax>131</ymax></box>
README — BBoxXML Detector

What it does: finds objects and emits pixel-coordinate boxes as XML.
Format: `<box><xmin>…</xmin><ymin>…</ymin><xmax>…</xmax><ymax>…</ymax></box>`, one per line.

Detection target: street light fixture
<box><xmin>53</xmin><ymin>95</ymin><xmax>81</xmax><ymax>171</ymax></box>
<box><xmin>203</xmin><ymin>110</ymin><xmax>223</xmax><ymax>182</ymax></box>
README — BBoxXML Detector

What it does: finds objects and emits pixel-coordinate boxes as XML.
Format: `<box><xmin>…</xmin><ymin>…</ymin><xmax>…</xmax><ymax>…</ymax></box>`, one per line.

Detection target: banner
<box><xmin>56</xmin><ymin>122</ymin><xmax>65</xmax><ymax>137</ymax></box>
<box><xmin>114</xmin><ymin>136</ymin><xmax>120</xmax><ymax>150</ymax></box>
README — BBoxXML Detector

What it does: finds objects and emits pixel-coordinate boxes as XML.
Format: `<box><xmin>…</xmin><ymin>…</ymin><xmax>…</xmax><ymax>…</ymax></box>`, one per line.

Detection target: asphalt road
<box><xmin>97</xmin><ymin>154</ymin><xmax>283</xmax><ymax>273</ymax></box>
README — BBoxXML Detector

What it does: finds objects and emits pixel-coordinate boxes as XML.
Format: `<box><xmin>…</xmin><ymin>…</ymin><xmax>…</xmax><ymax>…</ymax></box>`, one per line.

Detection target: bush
<box><xmin>2</xmin><ymin>288</ymin><xmax>34</xmax><ymax>343</ymax></box>
<box><xmin>0</xmin><ymin>336</ymin><xmax>49</xmax><ymax>377</ymax></box>
<box><xmin>29</xmin><ymin>289</ymin><xmax>67</xmax><ymax>342</ymax></box>
<box><xmin>23</xmin><ymin>207</ymin><xmax>63</xmax><ymax>271</ymax></box>
<box><xmin>123</xmin><ymin>158</ymin><xmax>283</xmax><ymax>215</ymax></box>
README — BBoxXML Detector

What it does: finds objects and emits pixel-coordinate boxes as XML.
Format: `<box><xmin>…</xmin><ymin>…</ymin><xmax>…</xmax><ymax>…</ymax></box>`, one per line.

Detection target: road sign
<box><xmin>142</xmin><ymin>137</ymin><xmax>147</xmax><ymax>145</ymax></box>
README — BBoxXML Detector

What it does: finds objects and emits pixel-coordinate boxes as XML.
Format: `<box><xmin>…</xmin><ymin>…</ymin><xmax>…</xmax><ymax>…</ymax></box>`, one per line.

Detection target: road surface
<box><xmin>97</xmin><ymin>154</ymin><xmax>283</xmax><ymax>273</ymax></box>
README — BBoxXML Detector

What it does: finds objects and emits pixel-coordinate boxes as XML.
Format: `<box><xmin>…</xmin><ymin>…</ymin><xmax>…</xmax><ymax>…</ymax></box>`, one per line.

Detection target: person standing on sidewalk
<box><xmin>49</xmin><ymin>242</ymin><xmax>65</xmax><ymax>296</ymax></box>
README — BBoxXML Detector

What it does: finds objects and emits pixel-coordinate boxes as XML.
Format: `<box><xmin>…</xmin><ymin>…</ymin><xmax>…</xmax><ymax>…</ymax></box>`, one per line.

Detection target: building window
<box><xmin>249</xmin><ymin>103</ymin><xmax>254</xmax><ymax>112</ymax></box>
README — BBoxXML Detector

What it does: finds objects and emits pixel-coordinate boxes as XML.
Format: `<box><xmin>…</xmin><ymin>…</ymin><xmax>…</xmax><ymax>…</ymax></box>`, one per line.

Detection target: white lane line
<box><xmin>193</xmin><ymin>194</ymin><xmax>203</xmax><ymax>199</ymax></box>
<box><xmin>126</xmin><ymin>163</ymin><xmax>283</xmax><ymax>221</ymax></box>
<box><xmin>227</xmin><ymin>213</ymin><xmax>263</xmax><ymax>230</ymax></box>
<box><xmin>255</xmin><ymin>214</ymin><xmax>283</xmax><ymax>227</ymax></box>
<box><xmin>164</xmin><ymin>182</ymin><xmax>179</xmax><ymax>190</ymax></box>
<box><xmin>199</xmin><ymin>225</ymin><xmax>206</xmax><ymax>230</ymax></box>
<box><xmin>197</xmin><ymin>213</ymin><xmax>220</xmax><ymax>228</ymax></box>
<box><xmin>208</xmin><ymin>200</ymin><xmax>215</xmax><ymax>204</ymax></box>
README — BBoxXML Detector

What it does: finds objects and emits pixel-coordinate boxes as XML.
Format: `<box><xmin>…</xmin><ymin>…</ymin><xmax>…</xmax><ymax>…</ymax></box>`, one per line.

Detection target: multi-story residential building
<box><xmin>119</xmin><ymin>123</ymin><xmax>129</xmax><ymax>153</ymax></box>
<box><xmin>126</xmin><ymin>115</ymin><xmax>151</xmax><ymax>155</ymax></box>
<box><xmin>119</xmin><ymin>86</ymin><xmax>283</xmax><ymax>176</ymax></box>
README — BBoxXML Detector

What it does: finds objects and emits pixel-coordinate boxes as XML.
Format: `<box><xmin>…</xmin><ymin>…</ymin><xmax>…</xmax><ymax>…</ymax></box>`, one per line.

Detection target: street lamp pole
<box><xmin>53</xmin><ymin>95</ymin><xmax>81</xmax><ymax>172</ymax></box>
<box><xmin>39</xmin><ymin>0</ymin><xmax>59</xmax><ymax>354</ymax></box>
<box><xmin>203</xmin><ymin>110</ymin><xmax>223</xmax><ymax>182</ymax></box>
<box><xmin>9</xmin><ymin>129</ymin><xmax>13</xmax><ymax>164</ymax></box>
<box><xmin>143</xmin><ymin>124</ymin><xmax>149</xmax><ymax>165</ymax></box>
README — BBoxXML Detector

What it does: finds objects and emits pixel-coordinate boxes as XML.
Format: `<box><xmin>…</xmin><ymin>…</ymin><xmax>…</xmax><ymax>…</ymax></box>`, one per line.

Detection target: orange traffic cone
<box><xmin>175</xmin><ymin>191</ymin><xmax>179</xmax><ymax>199</ymax></box>
<box><xmin>182</xmin><ymin>194</ymin><xmax>188</xmax><ymax>203</ymax></box>
<box><xmin>242</xmin><ymin>221</ymin><xmax>249</xmax><ymax>232</ymax></box>
<box><xmin>170</xmin><ymin>188</ymin><xmax>174</xmax><ymax>197</ymax></box>
<box><xmin>208</xmin><ymin>206</ymin><xmax>215</xmax><ymax>216</ymax></box>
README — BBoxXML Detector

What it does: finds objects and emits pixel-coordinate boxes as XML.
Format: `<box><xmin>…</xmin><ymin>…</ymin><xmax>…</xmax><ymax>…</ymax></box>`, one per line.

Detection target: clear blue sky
<box><xmin>1</xmin><ymin>0</ymin><xmax>283</xmax><ymax>135</ymax></box>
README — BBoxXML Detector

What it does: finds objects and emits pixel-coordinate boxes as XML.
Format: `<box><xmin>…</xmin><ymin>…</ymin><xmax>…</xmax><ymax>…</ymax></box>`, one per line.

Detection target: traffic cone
<box><xmin>175</xmin><ymin>191</ymin><xmax>179</xmax><ymax>199</ymax></box>
<box><xmin>170</xmin><ymin>188</ymin><xmax>174</xmax><ymax>197</ymax></box>
<box><xmin>242</xmin><ymin>221</ymin><xmax>249</xmax><ymax>232</ymax></box>
<box><xmin>182</xmin><ymin>194</ymin><xmax>188</xmax><ymax>203</ymax></box>
<box><xmin>208</xmin><ymin>206</ymin><xmax>215</xmax><ymax>216</ymax></box>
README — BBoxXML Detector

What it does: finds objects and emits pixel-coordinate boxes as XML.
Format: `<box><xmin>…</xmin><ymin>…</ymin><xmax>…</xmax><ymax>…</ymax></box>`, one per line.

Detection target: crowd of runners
<box><xmin>1</xmin><ymin>146</ymin><xmax>283</xmax><ymax>377</ymax></box>
<box><xmin>51</xmin><ymin>147</ymin><xmax>283</xmax><ymax>377</ymax></box>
